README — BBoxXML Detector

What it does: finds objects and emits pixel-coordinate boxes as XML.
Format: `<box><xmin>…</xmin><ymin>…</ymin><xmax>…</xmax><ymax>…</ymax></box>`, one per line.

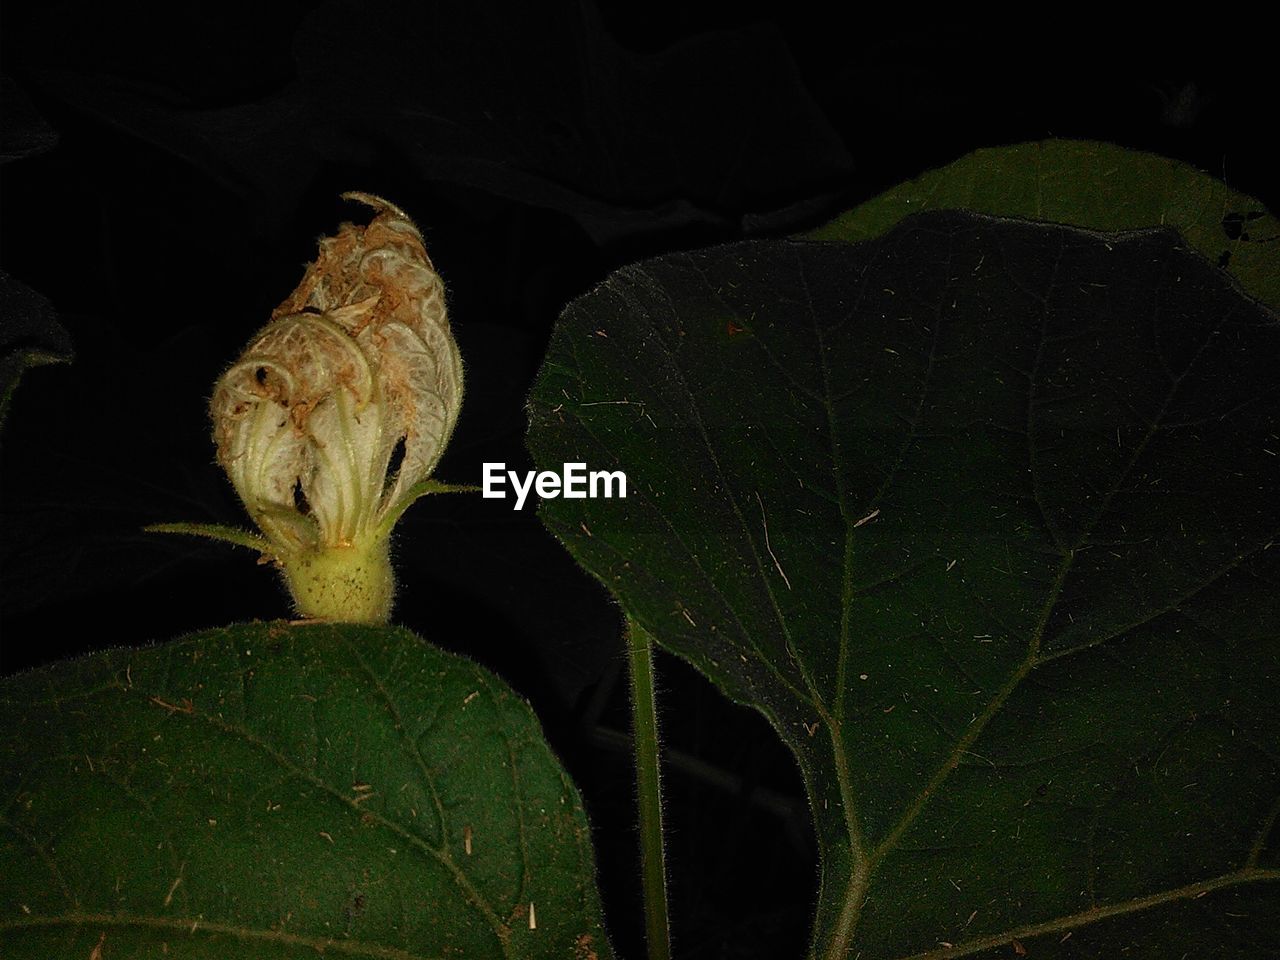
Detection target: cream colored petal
<box><xmin>211</xmin><ymin>193</ymin><xmax>461</xmax><ymax>558</ymax></box>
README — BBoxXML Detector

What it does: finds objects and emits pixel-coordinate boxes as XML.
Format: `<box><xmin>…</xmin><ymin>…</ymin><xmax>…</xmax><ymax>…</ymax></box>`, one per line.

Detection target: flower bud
<box><xmin>209</xmin><ymin>193</ymin><xmax>463</xmax><ymax>622</ymax></box>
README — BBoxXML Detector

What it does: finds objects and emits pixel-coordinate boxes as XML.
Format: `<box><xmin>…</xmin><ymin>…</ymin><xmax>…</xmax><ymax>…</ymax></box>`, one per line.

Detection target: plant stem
<box><xmin>627</xmin><ymin>619</ymin><xmax>670</xmax><ymax>960</ymax></box>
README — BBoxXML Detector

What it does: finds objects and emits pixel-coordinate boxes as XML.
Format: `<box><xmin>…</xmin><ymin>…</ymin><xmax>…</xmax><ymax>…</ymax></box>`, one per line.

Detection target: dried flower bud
<box><xmin>207</xmin><ymin>193</ymin><xmax>463</xmax><ymax>622</ymax></box>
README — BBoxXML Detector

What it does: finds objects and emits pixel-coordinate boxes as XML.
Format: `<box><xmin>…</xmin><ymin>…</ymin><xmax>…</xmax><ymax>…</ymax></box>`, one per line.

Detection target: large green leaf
<box><xmin>0</xmin><ymin>622</ymin><xmax>611</xmax><ymax>959</ymax></box>
<box><xmin>528</xmin><ymin>210</ymin><xmax>1280</xmax><ymax>957</ymax></box>
<box><xmin>808</xmin><ymin>139</ymin><xmax>1280</xmax><ymax>312</ymax></box>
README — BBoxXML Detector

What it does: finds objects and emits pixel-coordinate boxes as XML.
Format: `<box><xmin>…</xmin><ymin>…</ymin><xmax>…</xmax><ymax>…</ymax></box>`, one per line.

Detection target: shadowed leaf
<box><xmin>0</xmin><ymin>270</ymin><xmax>72</xmax><ymax>432</ymax></box>
<box><xmin>808</xmin><ymin>139</ymin><xmax>1280</xmax><ymax>311</ymax></box>
<box><xmin>529</xmin><ymin>209</ymin><xmax>1280</xmax><ymax>957</ymax></box>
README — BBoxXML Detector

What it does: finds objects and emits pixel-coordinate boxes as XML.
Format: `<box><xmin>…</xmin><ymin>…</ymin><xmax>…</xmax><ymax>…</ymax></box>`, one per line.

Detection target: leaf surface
<box><xmin>1</xmin><ymin>622</ymin><xmax>611</xmax><ymax>959</ymax></box>
<box><xmin>528</xmin><ymin>210</ymin><xmax>1280</xmax><ymax>957</ymax></box>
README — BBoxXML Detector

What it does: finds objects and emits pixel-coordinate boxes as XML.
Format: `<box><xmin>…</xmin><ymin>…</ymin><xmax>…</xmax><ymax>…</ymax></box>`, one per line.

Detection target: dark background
<box><xmin>1</xmin><ymin>4</ymin><xmax>1275</xmax><ymax>957</ymax></box>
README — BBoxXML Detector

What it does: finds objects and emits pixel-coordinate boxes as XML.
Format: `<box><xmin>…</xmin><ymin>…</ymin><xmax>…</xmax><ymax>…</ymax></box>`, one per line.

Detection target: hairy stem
<box><xmin>627</xmin><ymin>619</ymin><xmax>670</xmax><ymax>960</ymax></box>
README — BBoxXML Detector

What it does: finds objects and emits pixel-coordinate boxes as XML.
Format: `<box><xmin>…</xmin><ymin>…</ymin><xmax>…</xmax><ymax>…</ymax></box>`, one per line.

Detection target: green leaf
<box><xmin>0</xmin><ymin>269</ymin><xmax>72</xmax><ymax>432</ymax></box>
<box><xmin>807</xmin><ymin>139</ymin><xmax>1280</xmax><ymax>312</ymax></box>
<box><xmin>1</xmin><ymin>622</ymin><xmax>612</xmax><ymax>959</ymax></box>
<box><xmin>528</xmin><ymin>210</ymin><xmax>1280</xmax><ymax>957</ymax></box>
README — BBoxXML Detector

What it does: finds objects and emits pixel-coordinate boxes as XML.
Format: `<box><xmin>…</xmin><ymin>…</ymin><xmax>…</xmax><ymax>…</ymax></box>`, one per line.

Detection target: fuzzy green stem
<box><xmin>279</xmin><ymin>538</ymin><xmax>394</xmax><ymax>623</ymax></box>
<box><xmin>627</xmin><ymin>619</ymin><xmax>670</xmax><ymax>960</ymax></box>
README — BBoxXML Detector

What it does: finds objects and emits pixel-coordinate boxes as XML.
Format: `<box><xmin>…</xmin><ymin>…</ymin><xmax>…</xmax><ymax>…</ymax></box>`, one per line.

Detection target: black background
<box><xmin>1</xmin><ymin>5</ymin><xmax>1276</xmax><ymax>957</ymax></box>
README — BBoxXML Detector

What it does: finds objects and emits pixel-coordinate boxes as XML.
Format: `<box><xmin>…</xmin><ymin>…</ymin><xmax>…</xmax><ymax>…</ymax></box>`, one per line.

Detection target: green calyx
<box><xmin>278</xmin><ymin>537</ymin><xmax>394</xmax><ymax>624</ymax></box>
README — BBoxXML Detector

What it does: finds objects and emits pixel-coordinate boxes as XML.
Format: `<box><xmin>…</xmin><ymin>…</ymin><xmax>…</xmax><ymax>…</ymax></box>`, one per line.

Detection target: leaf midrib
<box><xmin>888</xmin><ymin>867</ymin><xmax>1280</xmax><ymax>960</ymax></box>
<box><xmin>0</xmin><ymin>911</ymin><xmax>438</xmax><ymax>959</ymax></box>
<box><xmin>550</xmin><ymin>233</ymin><xmax>1275</xmax><ymax>960</ymax></box>
<box><xmin>643</xmin><ymin>238</ymin><xmax>1267</xmax><ymax>957</ymax></box>
<box><xmin>10</xmin><ymin>670</ymin><xmax>515</xmax><ymax>957</ymax></box>
<box><xmin>167</xmin><ymin>688</ymin><xmax>513</xmax><ymax>952</ymax></box>
<box><xmin>822</xmin><ymin>237</ymin><xmax>1252</xmax><ymax>956</ymax></box>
